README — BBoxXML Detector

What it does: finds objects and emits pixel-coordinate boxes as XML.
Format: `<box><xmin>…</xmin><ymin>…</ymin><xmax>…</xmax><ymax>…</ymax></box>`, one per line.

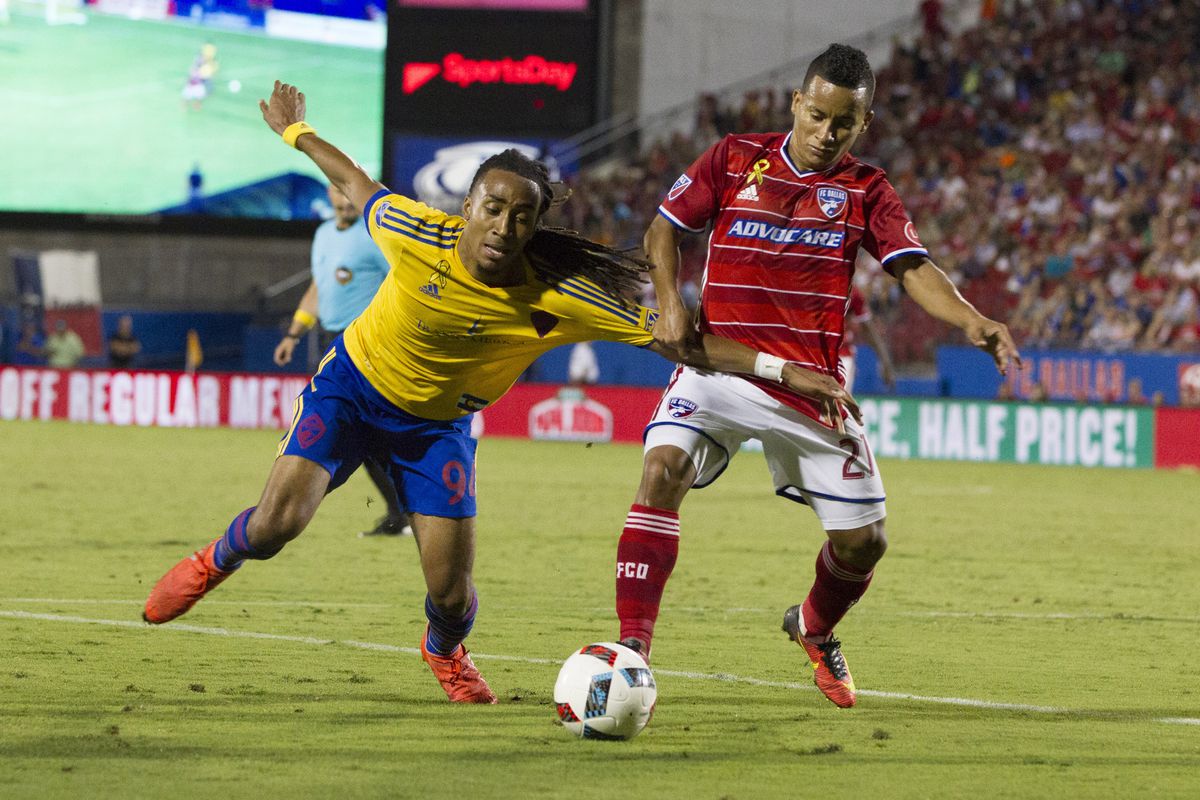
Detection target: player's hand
<box><xmin>781</xmin><ymin>363</ymin><xmax>862</xmax><ymax>434</ymax></box>
<box><xmin>880</xmin><ymin>361</ymin><xmax>896</xmax><ymax>391</ymax></box>
<box><xmin>273</xmin><ymin>337</ymin><xmax>296</xmax><ymax>367</ymax></box>
<box><xmin>259</xmin><ymin>81</ymin><xmax>306</xmax><ymax>136</ymax></box>
<box><xmin>652</xmin><ymin>300</ymin><xmax>697</xmax><ymax>354</ymax></box>
<box><xmin>965</xmin><ymin>316</ymin><xmax>1022</xmax><ymax>376</ymax></box>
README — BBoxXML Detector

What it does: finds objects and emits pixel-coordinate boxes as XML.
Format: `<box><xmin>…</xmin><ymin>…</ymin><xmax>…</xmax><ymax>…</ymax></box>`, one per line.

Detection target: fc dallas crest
<box><xmin>816</xmin><ymin>187</ymin><xmax>848</xmax><ymax>219</ymax></box>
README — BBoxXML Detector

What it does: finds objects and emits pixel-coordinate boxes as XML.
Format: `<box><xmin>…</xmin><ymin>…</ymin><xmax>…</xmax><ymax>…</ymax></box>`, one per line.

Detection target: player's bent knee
<box><xmin>829</xmin><ymin>520</ymin><xmax>888</xmax><ymax>569</ymax></box>
<box><xmin>246</xmin><ymin>503</ymin><xmax>309</xmax><ymax>552</ymax></box>
<box><xmin>637</xmin><ymin>446</ymin><xmax>695</xmax><ymax>508</ymax></box>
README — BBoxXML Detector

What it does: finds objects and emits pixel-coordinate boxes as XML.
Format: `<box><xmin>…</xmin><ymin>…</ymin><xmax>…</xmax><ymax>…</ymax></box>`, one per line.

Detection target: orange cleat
<box><xmin>782</xmin><ymin>605</ymin><xmax>857</xmax><ymax>708</ymax></box>
<box><xmin>420</xmin><ymin>627</ymin><xmax>497</xmax><ymax>704</ymax></box>
<box><xmin>143</xmin><ymin>539</ymin><xmax>236</xmax><ymax>624</ymax></box>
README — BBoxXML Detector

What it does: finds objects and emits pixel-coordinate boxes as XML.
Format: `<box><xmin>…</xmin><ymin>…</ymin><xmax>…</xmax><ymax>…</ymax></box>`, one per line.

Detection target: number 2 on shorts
<box><xmin>839</xmin><ymin>437</ymin><xmax>876</xmax><ymax>480</ymax></box>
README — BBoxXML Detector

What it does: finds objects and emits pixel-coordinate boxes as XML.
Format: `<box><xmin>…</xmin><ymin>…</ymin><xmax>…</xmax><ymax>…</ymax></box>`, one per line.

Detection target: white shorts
<box><xmin>644</xmin><ymin>367</ymin><xmax>886</xmax><ymax>530</ymax></box>
<box><xmin>839</xmin><ymin>353</ymin><xmax>856</xmax><ymax>395</ymax></box>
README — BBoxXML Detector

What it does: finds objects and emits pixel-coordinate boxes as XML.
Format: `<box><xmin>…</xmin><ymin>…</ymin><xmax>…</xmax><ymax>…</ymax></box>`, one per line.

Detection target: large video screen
<box><xmin>386</xmin><ymin>1</ymin><xmax>599</xmax><ymax>137</ymax></box>
<box><xmin>0</xmin><ymin>0</ymin><xmax>384</xmax><ymax>220</ymax></box>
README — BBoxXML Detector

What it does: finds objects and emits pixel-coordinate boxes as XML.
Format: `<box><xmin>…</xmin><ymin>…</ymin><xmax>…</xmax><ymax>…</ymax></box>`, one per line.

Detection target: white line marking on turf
<box><xmin>0</xmin><ymin>598</ymin><xmax>391</xmax><ymax>609</ymax></box>
<box><xmin>8</xmin><ymin>599</ymin><xmax>1200</xmax><ymax>624</ymax></box>
<box><xmin>8</xmin><ymin>599</ymin><xmax>1200</xmax><ymax>625</ymax></box>
<box><xmin>2</xmin><ymin>610</ymin><xmax>1197</xmax><ymax>728</ymax></box>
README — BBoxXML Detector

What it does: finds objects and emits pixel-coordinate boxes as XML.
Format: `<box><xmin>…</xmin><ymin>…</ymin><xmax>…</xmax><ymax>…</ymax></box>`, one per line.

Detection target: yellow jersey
<box><xmin>342</xmin><ymin>190</ymin><xmax>657</xmax><ymax>420</ymax></box>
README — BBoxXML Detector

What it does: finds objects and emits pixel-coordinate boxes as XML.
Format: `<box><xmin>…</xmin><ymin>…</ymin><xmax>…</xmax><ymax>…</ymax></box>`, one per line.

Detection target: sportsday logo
<box><xmin>403</xmin><ymin>53</ymin><xmax>578</xmax><ymax>94</ymax></box>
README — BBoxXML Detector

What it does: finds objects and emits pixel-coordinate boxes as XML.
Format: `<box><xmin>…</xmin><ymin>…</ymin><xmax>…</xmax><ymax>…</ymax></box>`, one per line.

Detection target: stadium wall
<box><xmin>0</xmin><ymin>229</ymin><xmax>310</xmax><ymax>310</ymax></box>
<box><xmin>3</xmin><ymin>366</ymin><xmax>1196</xmax><ymax>469</ymax></box>
<box><xmin>636</xmin><ymin>0</ymin><xmax>936</xmax><ymax>118</ymax></box>
<box><xmin>938</xmin><ymin>346</ymin><xmax>1200</xmax><ymax>408</ymax></box>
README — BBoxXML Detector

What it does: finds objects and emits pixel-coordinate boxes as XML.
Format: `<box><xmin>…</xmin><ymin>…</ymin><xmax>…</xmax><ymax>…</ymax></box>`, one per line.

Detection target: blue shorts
<box><xmin>277</xmin><ymin>338</ymin><xmax>477</xmax><ymax>518</ymax></box>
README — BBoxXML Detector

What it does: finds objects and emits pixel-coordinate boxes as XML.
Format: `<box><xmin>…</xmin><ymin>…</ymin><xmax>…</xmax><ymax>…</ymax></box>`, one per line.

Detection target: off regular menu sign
<box><xmin>0</xmin><ymin>366</ymin><xmax>306</xmax><ymax>429</ymax></box>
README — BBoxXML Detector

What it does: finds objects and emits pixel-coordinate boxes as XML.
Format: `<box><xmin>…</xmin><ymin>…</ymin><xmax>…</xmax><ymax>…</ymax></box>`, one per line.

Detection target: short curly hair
<box><xmin>802</xmin><ymin>43</ymin><xmax>875</xmax><ymax>103</ymax></box>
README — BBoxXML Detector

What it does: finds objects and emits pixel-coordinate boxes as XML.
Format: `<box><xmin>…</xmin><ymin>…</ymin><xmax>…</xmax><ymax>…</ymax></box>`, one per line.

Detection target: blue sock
<box><xmin>212</xmin><ymin>507</ymin><xmax>281</xmax><ymax>572</ymax></box>
<box><xmin>424</xmin><ymin>592</ymin><xmax>478</xmax><ymax>657</ymax></box>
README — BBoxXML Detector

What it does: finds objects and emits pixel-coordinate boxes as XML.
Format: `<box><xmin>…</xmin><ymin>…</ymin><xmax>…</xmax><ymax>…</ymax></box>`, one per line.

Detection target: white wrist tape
<box><xmin>753</xmin><ymin>352</ymin><xmax>786</xmax><ymax>383</ymax></box>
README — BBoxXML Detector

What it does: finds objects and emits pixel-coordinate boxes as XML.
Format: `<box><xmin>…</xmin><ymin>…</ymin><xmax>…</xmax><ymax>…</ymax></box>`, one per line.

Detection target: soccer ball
<box><xmin>554</xmin><ymin>642</ymin><xmax>656</xmax><ymax>740</ymax></box>
<box><xmin>227</xmin><ymin>79</ymin><xmax>242</xmax><ymax>94</ymax></box>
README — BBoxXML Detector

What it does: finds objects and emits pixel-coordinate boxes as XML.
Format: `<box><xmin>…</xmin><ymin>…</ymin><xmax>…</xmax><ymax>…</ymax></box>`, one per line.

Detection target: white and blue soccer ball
<box><xmin>554</xmin><ymin>642</ymin><xmax>656</xmax><ymax>740</ymax></box>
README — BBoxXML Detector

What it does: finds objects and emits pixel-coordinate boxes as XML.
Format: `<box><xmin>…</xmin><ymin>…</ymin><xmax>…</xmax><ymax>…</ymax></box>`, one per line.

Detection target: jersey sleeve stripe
<box><xmin>362</xmin><ymin>188</ymin><xmax>391</xmax><ymax>229</ymax></box>
<box><xmin>377</xmin><ymin>219</ymin><xmax>460</xmax><ymax>249</ymax></box>
<box><xmin>556</xmin><ymin>276</ymin><xmax>642</xmax><ymax>319</ymax></box>
<box><xmin>384</xmin><ymin>207</ymin><xmax>464</xmax><ymax>239</ymax></box>
<box><xmin>880</xmin><ymin>247</ymin><xmax>929</xmax><ymax>264</ymax></box>
<box><xmin>557</xmin><ymin>276</ymin><xmax>640</xmax><ymax>318</ymax></box>
<box><xmin>553</xmin><ymin>283</ymin><xmax>642</xmax><ymax>325</ymax></box>
<box><xmin>657</xmin><ymin>207</ymin><xmax>705</xmax><ymax>233</ymax></box>
<box><xmin>380</xmin><ymin>211</ymin><xmax>463</xmax><ymax>242</ymax></box>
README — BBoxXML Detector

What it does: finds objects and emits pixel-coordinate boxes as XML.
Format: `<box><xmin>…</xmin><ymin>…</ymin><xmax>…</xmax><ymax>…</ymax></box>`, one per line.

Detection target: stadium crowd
<box><xmin>555</xmin><ymin>0</ymin><xmax>1200</xmax><ymax>364</ymax></box>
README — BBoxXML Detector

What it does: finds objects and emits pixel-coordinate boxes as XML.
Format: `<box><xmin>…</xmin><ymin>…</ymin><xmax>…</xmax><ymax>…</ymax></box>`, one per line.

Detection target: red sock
<box><xmin>800</xmin><ymin>540</ymin><xmax>874</xmax><ymax>641</ymax></box>
<box><xmin>615</xmin><ymin>504</ymin><xmax>679</xmax><ymax>651</ymax></box>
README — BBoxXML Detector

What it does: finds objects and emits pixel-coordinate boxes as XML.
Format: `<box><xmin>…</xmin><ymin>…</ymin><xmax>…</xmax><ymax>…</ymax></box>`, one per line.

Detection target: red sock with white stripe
<box><xmin>615</xmin><ymin>504</ymin><xmax>680</xmax><ymax>653</ymax></box>
<box><xmin>799</xmin><ymin>540</ymin><xmax>874</xmax><ymax>641</ymax></box>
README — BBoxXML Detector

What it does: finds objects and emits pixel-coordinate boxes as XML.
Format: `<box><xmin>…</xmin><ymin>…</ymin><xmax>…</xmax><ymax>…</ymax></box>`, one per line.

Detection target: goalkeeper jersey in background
<box><xmin>310</xmin><ymin>216</ymin><xmax>391</xmax><ymax>332</ymax></box>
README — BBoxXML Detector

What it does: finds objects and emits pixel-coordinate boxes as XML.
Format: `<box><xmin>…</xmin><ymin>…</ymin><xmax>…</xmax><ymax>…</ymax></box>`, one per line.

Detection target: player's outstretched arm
<box><xmin>895</xmin><ymin>256</ymin><xmax>1023</xmax><ymax>376</ymax></box>
<box><xmin>259</xmin><ymin>81</ymin><xmax>384</xmax><ymax>214</ymax></box>
<box><xmin>862</xmin><ymin>315</ymin><xmax>896</xmax><ymax>389</ymax></box>
<box><xmin>649</xmin><ymin>334</ymin><xmax>860</xmax><ymax>432</ymax></box>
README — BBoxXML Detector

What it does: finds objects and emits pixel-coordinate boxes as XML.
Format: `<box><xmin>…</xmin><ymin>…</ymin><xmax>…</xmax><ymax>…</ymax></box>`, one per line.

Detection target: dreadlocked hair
<box><xmin>468</xmin><ymin>148</ymin><xmax>652</xmax><ymax>302</ymax></box>
<box><xmin>526</xmin><ymin>226</ymin><xmax>651</xmax><ymax>300</ymax></box>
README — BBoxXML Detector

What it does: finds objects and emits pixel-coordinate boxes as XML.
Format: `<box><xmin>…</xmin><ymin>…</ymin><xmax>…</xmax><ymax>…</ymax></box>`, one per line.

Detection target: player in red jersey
<box><xmin>614</xmin><ymin>44</ymin><xmax>1020</xmax><ymax>708</ymax></box>
<box><xmin>840</xmin><ymin>286</ymin><xmax>895</xmax><ymax>394</ymax></box>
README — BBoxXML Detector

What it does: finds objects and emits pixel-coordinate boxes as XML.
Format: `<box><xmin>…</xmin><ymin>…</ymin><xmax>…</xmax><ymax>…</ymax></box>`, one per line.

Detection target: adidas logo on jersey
<box><xmin>736</xmin><ymin>183</ymin><xmax>760</xmax><ymax>201</ymax></box>
<box><xmin>419</xmin><ymin>282</ymin><xmax>442</xmax><ymax>300</ymax></box>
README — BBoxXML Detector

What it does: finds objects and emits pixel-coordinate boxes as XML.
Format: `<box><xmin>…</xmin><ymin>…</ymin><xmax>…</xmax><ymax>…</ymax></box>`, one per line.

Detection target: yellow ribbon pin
<box><xmin>747</xmin><ymin>159</ymin><xmax>770</xmax><ymax>185</ymax></box>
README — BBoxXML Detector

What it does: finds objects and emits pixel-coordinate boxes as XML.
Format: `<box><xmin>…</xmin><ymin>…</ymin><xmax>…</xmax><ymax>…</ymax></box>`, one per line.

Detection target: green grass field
<box><xmin>1</xmin><ymin>420</ymin><xmax>1198</xmax><ymax>798</ymax></box>
<box><xmin>0</xmin><ymin>8</ymin><xmax>381</xmax><ymax>214</ymax></box>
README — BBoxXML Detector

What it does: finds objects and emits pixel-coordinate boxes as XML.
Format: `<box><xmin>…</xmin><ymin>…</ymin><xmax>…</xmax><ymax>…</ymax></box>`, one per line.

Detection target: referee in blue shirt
<box><xmin>274</xmin><ymin>185</ymin><xmax>411</xmax><ymax>537</ymax></box>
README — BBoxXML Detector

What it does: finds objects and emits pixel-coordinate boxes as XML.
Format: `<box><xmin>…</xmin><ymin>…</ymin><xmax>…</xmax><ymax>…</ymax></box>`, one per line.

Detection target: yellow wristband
<box><xmin>292</xmin><ymin>309</ymin><xmax>317</xmax><ymax>330</ymax></box>
<box><xmin>282</xmin><ymin>121</ymin><xmax>317</xmax><ymax>148</ymax></box>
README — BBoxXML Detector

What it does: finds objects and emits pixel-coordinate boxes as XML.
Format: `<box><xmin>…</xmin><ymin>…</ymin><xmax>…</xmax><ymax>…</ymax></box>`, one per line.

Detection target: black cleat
<box><xmin>359</xmin><ymin>513</ymin><xmax>413</xmax><ymax>538</ymax></box>
<box><xmin>619</xmin><ymin>636</ymin><xmax>650</xmax><ymax>664</ymax></box>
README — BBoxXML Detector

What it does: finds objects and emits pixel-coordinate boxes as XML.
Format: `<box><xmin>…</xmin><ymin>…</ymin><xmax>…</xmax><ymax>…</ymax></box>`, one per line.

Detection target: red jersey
<box><xmin>658</xmin><ymin>132</ymin><xmax>926</xmax><ymax>423</ymax></box>
<box><xmin>838</xmin><ymin>287</ymin><xmax>872</xmax><ymax>359</ymax></box>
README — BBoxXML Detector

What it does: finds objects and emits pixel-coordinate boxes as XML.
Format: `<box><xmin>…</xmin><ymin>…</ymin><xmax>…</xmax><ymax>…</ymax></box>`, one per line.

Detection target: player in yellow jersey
<box><xmin>143</xmin><ymin>81</ymin><xmax>859</xmax><ymax>704</ymax></box>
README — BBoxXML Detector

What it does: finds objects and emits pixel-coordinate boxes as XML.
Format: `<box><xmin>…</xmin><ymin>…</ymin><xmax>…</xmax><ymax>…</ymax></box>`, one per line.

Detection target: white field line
<box><xmin>1</xmin><ymin>609</ymin><xmax>1197</xmax><ymax>728</ymax></box>
<box><xmin>5</xmin><ymin>599</ymin><xmax>1200</xmax><ymax>624</ymax></box>
<box><xmin>0</xmin><ymin>597</ymin><xmax>390</xmax><ymax>608</ymax></box>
